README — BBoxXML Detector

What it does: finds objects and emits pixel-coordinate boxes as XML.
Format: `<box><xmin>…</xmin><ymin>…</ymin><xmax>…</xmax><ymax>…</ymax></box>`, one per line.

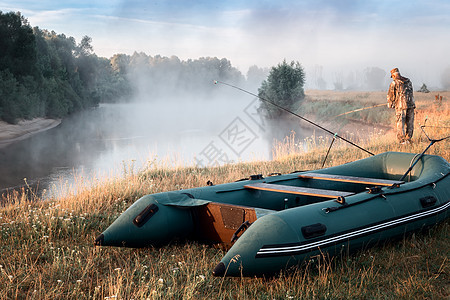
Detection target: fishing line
<box><xmin>214</xmin><ymin>80</ymin><xmax>375</xmax><ymax>156</ymax></box>
<box><xmin>422</xmin><ymin>125</ymin><xmax>450</xmax><ymax>129</ymax></box>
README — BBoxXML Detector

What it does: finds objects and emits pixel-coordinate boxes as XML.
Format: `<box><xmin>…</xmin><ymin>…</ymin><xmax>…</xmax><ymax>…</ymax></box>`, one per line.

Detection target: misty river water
<box><xmin>1</xmin><ymin>99</ymin><xmax>280</xmax><ymax>197</ymax></box>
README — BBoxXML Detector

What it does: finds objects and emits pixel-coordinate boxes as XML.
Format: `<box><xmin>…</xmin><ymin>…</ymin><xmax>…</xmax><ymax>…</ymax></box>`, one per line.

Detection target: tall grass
<box><xmin>1</xmin><ymin>91</ymin><xmax>449</xmax><ymax>299</ymax></box>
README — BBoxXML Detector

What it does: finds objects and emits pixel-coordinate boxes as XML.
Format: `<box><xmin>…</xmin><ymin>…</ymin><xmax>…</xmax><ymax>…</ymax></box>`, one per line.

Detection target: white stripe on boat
<box><xmin>257</xmin><ymin>201</ymin><xmax>450</xmax><ymax>257</ymax></box>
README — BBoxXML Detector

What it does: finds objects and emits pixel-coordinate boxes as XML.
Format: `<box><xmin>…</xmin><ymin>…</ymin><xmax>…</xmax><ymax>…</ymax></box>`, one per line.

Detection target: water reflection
<box><xmin>0</xmin><ymin>100</ymin><xmax>273</xmax><ymax>196</ymax></box>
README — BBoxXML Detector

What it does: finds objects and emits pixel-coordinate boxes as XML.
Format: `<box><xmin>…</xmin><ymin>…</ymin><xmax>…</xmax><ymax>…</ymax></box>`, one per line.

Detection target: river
<box><xmin>0</xmin><ymin>99</ymin><xmax>275</xmax><ymax>197</ymax></box>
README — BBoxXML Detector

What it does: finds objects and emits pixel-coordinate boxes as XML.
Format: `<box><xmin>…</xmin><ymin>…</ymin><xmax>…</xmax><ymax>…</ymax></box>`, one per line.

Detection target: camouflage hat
<box><xmin>390</xmin><ymin>68</ymin><xmax>400</xmax><ymax>78</ymax></box>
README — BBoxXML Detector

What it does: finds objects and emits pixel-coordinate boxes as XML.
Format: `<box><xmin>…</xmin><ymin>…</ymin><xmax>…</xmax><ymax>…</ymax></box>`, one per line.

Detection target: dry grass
<box><xmin>1</xmin><ymin>91</ymin><xmax>449</xmax><ymax>299</ymax></box>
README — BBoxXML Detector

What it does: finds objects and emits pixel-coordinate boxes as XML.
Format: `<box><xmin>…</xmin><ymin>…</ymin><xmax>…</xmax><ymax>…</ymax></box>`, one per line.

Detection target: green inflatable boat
<box><xmin>95</xmin><ymin>152</ymin><xmax>450</xmax><ymax>277</ymax></box>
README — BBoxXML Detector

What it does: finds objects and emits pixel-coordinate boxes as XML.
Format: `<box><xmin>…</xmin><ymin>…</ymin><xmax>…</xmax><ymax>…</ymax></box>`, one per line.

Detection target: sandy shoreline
<box><xmin>0</xmin><ymin>118</ymin><xmax>61</xmax><ymax>147</ymax></box>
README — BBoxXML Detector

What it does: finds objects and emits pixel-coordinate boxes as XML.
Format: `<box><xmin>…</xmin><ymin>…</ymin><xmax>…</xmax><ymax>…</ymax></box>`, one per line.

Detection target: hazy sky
<box><xmin>2</xmin><ymin>0</ymin><xmax>450</xmax><ymax>88</ymax></box>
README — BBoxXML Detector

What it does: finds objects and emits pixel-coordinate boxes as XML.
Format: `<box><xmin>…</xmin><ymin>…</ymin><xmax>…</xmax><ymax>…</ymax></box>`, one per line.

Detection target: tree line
<box><xmin>0</xmin><ymin>11</ymin><xmax>133</xmax><ymax>123</ymax></box>
<box><xmin>0</xmin><ymin>11</ymin><xmax>268</xmax><ymax>124</ymax></box>
<box><xmin>109</xmin><ymin>52</ymin><xmax>272</xmax><ymax>102</ymax></box>
<box><xmin>2</xmin><ymin>11</ymin><xmax>305</xmax><ymax>125</ymax></box>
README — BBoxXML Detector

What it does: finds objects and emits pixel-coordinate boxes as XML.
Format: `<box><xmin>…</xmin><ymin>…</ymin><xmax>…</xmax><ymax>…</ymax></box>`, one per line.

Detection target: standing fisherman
<box><xmin>387</xmin><ymin>68</ymin><xmax>415</xmax><ymax>144</ymax></box>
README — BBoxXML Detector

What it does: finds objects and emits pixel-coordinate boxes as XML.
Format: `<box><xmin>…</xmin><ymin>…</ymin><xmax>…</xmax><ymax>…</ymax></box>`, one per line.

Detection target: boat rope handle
<box><xmin>231</xmin><ymin>220</ymin><xmax>252</xmax><ymax>243</ymax></box>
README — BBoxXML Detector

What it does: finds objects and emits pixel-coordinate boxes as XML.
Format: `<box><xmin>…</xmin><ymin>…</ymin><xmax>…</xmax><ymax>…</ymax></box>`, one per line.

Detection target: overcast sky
<box><xmin>2</xmin><ymin>0</ymin><xmax>450</xmax><ymax>88</ymax></box>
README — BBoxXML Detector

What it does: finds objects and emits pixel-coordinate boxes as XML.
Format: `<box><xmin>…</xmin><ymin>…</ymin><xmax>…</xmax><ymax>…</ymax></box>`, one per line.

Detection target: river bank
<box><xmin>0</xmin><ymin>118</ymin><xmax>61</xmax><ymax>148</ymax></box>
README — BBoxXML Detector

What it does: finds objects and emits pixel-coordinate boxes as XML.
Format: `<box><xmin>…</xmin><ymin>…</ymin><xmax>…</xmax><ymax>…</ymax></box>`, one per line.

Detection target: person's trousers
<box><xmin>396</xmin><ymin>108</ymin><xmax>414</xmax><ymax>142</ymax></box>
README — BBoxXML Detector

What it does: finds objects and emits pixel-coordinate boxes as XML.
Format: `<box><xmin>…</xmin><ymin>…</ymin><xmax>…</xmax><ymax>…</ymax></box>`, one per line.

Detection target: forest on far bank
<box><xmin>0</xmin><ymin>11</ymin><xmax>131</xmax><ymax>123</ymax></box>
<box><xmin>0</xmin><ymin>11</ymin><xmax>261</xmax><ymax>124</ymax></box>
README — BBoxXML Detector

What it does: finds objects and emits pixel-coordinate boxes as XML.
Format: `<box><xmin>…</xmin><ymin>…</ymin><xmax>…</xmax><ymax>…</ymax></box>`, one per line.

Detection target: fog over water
<box><xmin>0</xmin><ymin>90</ymin><xmax>281</xmax><ymax>196</ymax></box>
<box><xmin>1</xmin><ymin>52</ymin><xmax>312</xmax><ymax>197</ymax></box>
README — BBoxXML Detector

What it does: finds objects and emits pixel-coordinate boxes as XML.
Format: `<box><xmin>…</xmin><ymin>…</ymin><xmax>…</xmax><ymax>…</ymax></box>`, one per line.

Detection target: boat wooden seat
<box><xmin>244</xmin><ymin>183</ymin><xmax>354</xmax><ymax>199</ymax></box>
<box><xmin>298</xmin><ymin>173</ymin><xmax>404</xmax><ymax>187</ymax></box>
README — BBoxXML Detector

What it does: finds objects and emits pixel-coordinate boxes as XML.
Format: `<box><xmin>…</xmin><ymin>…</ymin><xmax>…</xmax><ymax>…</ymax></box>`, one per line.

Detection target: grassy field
<box><xmin>0</xmin><ymin>91</ymin><xmax>449</xmax><ymax>299</ymax></box>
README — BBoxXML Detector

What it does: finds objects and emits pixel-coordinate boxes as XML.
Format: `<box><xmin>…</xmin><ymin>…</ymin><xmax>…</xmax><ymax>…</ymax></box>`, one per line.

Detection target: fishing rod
<box><xmin>321</xmin><ymin>133</ymin><xmax>338</xmax><ymax>168</ymax></box>
<box><xmin>332</xmin><ymin>103</ymin><xmax>386</xmax><ymax>119</ymax></box>
<box><xmin>398</xmin><ymin>125</ymin><xmax>450</xmax><ymax>182</ymax></box>
<box><xmin>214</xmin><ymin>80</ymin><xmax>375</xmax><ymax>156</ymax></box>
<box><xmin>417</xmin><ymin>117</ymin><xmax>427</xmax><ymax>141</ymax></box>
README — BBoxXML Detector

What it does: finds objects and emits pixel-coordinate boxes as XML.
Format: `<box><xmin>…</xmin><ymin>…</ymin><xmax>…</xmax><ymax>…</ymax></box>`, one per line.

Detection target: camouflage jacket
<box><xmin>387</xmin><ymin>76</ymin><xmax>415</xmax><ymax>111</ymax></box>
